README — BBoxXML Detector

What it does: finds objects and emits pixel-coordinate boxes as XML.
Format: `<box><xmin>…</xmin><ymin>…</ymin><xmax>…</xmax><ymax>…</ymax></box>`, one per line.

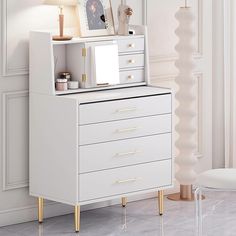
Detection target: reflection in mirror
<box><xmin>94</xmin><ymin>44</ymin><xmax>120</xmax><ymax>86</ymax></box>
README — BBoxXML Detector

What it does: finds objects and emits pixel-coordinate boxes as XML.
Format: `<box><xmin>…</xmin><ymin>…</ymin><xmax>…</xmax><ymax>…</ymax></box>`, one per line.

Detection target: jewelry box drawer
<box><xmin>79</xmin><ymin>160</ymin><xmax>172</xmax><ymax>202</ymax></box>
<box><xmin>119</xmin><ymin>54</ymin><xmax>144</xmax><ymax>69</ymax></box>
<box><xmin>118</xmin><ymin>37</ymin><xmax>144</xmax><ymax>53</ymax></box>
<box><xmin>79</xmin><ymin>133</ymin><xmax>171</xmax><ymax>173</ymax></box>
<box><xmin>79</xmin><ymin>114</ymin><xmax>171</xmax><ymax>145</ymax></box>
<box><xmin>79</xmin><ymin>94</ymin><xmax>171</xmax><ymax>125</ymax></box>
<box><xmin>120</xmin><ymin>69</ymin><xmax>144</xmax><ymax>84</ymax></box>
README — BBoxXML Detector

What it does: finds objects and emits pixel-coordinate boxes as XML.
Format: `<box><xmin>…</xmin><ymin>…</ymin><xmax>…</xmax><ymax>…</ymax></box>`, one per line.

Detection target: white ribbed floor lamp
<box><xmin>168</xmin><ymin>0</ymin><xmax>198</xmax><ymax>201</ymax></box>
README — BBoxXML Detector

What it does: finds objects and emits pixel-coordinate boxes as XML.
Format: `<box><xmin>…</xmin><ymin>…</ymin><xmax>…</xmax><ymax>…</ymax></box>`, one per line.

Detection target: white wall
<box><xmin>0</xmin><ymin>0</ymin><xmax>212</xmax><ymax>226</ymax></box>
<box><xmin>212</xmin><ymin>0</ymin><xmax>225</xmax><ymax>168</ymax></box>
<box><xmin>222</xmin><ymin>0</ymin><xmax>236</xmax><ymax>168</ymax></box>
<box><xmin>212</xmin><ymin>0</ymin><xmax>236</xmax><ymax>168</ymax></box>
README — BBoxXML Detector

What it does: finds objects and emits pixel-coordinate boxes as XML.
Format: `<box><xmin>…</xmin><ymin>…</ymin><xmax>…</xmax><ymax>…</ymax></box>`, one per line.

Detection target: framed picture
<box><xmin>76</xmin><ymin>0</ymin><xmax>115</xmax><ymax>37</ymax></box>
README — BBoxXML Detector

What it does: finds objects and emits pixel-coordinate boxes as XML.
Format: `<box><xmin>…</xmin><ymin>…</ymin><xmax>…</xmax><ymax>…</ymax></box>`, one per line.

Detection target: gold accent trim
<box><xmin>129</xmin><ymin>59</ymin><xmax>135</xmax><ymax>64</ymax></box>
<box><xmin>75</xmin><ymin>205</ymin><xmax>80</xmax><ymax>232</ymax></box>
<box><xmin>38</xmin><ymin>197</ymin><xmax>44</xmax><ymax>223</ymax></box>
<box><xmin>116</xmin><ymin>107</ymin><xmax>137</xmax><ymax>113</ymax></box>
<box><xmin>82</xmin><ymin>74</ymin><xmax>87</xmax><ymax>82</ymax></box>
<box><xmin>158</xmin><ymin>190</ymin><xmax>164</xmax><ymax>215</ymax></box>
<box><xmin>82</xmin><ymin>48</ymin><xmax>87</xmax><ymax>57</ymax></box>
<box><xmin>122</xmin><ymin>197</ymin><xmax>127</xmax><ymax>207</ymax></box>
<box><xmin>115</xmin><ymin>177</ymin><xmax>141</xmax><ymax>184</ymax></box>
<box><xmin>115</xmin><ymin>150</ymin><xmax>141</xmax><ymax>158</ymax></box>
<box><xmin>116</xmin><ymin>127</ymin><xmax>138</xmax><ymax>133</ymax></box>
<box><xmin>128</xmin><ymin>75</ymin><xmax>135</xmax><ymax>80</ymax></box>
<box><xmin>129</xmin><ymin>43</ymin><xmax>135</xmax><ymax>48</ymax></box>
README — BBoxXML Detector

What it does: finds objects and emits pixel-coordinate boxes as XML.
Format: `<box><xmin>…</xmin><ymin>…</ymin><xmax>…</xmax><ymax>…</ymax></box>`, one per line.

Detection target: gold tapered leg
<box><xmin>158</xmin><ymin>190</ymin><xmax>164</xmax><ymax>216</ymax></box>
<box><xmin>122</xmin><ymin>197</ymin><xmax>127</xmax><ymax>207</ymax></box>
<box><xmin>38</xmin><ymin>197</ymin><xmax>44</xmax><ymax>223</ymax></box>
<box><xmin>75</xmin><ymin>205</ymin><xmax>80</xmax><ymax>233</ymax></box>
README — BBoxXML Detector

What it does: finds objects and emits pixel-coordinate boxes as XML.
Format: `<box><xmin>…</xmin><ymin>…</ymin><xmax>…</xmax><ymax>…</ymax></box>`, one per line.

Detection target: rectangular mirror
<box><xmin>93</xmin><ymin>44</ymin><xmax>120</xmax><ymax>86</ymax></box>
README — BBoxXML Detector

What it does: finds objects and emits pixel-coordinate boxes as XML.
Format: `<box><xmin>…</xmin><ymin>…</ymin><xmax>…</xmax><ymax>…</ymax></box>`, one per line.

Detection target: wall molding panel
<box><xmin>143</xmin><ymin>0</ymin><xmax>147</xmax><ymax>25</ymax></box>
<box><xmin>151</xmin><ymin>72</ymin><xmax>204</xmax><ymax>161</ymax></box>
<box><xmin>195</xmin><ymin>73</ymin><xmax>204</xmax><ymax>159</ymax></box>
<box><xmin>146</xmin><ymin>0</ymin><xmax>203</xmax><ymax>63</ymax></box>
<box><xmin>195</xmin><ymin>0</ymin><xmax>203</xmax><ymax>57</ymax></box>
<box><xmin>2</xmin><ymin>90</ymin><xmax>29</xmax><ymax>191</ymax></box>
<box><xmin>1</xmin><ymin>0</ymin><xmax>29</xmax><ymax>77</ymax></box>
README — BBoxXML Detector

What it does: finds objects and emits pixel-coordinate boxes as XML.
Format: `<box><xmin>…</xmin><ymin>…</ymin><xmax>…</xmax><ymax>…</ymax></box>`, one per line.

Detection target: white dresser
<box><xmin>29</xmin><ymin>26</ymin><xmax>173</xmax><ymax>233</ymax></box>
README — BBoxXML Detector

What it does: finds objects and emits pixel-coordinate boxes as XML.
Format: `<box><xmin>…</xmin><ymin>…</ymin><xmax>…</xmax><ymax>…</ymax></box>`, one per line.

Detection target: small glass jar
<box><xmin>56</xmin><ymin>78</ymin><xmax>68</xmax><ymax>91</ymax></box>
<box><xmin>68</xmin><ymin>81</ymin><xmax>79</xmax><ymax>90</ymax></box>
<box><xmin>59</xmin><ymin>72</ymin><xmax>71</xmax><ymax>80</ymax></box>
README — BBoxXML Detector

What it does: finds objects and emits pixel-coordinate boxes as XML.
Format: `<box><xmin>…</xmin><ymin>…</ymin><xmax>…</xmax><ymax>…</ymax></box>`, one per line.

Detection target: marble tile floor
<box><xmin>1</xmin><ymin>192</ymin><xmax>236</xmax><ymax>236</ymax></box>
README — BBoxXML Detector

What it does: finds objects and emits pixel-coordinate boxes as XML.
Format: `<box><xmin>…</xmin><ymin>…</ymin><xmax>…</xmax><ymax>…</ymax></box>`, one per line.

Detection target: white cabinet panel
<box><xmin>119</xmin><ymin>69</ymin><xmax>144</xmax><ymax>84</ymax></box>
<box><xmin>118</xmin><ymin>37</ymin><xmax>144</xmax><ymax>54</ymax></box>
<box><xmin>119</xmin><ymin>54</ymin><xmax>144</xmax><ymax>69</ymax></box>
<box><xmin>79</xmin><ymin>114</ymin><xmax>171</xmax><ymax>145</ymax></box>
<box><xmin>80</xmin><ymin>94</ymin><xmax>171</xmax><ymax>125</ymax></box>
<box><xmin>79</xmin><ymin>133</ymin><xmax>171</xmax><ymax>173</ymax></box>
<box><xmin>79</xmin><ymin>160</ymin><xmax>172</xmax><ymax>202</ymax></box>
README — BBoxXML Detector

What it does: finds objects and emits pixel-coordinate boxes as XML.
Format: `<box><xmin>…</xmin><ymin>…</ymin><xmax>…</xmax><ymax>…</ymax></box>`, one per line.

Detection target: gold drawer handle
<box><xmin>116</xmin><ymin>127</ymin><xmax>138</xmax><ymax>133</ymax></box>
<box><xmin>129</xmin><ymin>59</ymin><xmax>135</xmax><ymax>64</ymax></box>
<box><xmin>128</xmin><ymin>43</ymin><xmax>135</xmax><ymax>48</ymax></box>
<box><xmin>115</xmin><ymin>150</ymin><xmax>141</xmax><ymax>157</ymax></box>
<box><xmin>115</xmin><ymin>177</ymin><xmax>142</xmax><ymax>184</ymax></box>
<box><xmin>128</xmin><ymin>75</ymin><xmax>134</xmax><ymax>80</ymax></box>
<box><xmin>116</xmin><ymin>107</ymin><xmax>137</xmax><ymax>113</ymax></box>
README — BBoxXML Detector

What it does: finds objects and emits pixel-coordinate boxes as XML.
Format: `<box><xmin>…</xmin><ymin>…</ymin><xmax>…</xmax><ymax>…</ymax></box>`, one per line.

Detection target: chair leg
<box><xmin>194</xmin><ymin>187</ymin><xmax>203</xmax><ymax>236</ymax></box>
<box><xmin>158</xmin><ymin>190</ymin><xmax>164</xmax><ymax>215</ymax></box>
<box><xmin>194</xmin><ymin>188</ymin><xmax>200</xmax><ymax>236</ymax></box>
<box><xmin>38</xmin><ymin>197</ymin><xmax>44</xmax><ymax>223</ymax></box>
<box><xmin>122</xmin><ymin>197</ymin><xmax>127</xmax><ymax>207</ymax></box>
<box><xmin>199</xmin><ymin>189</ymin><xmax>203</xmax><ymax>236</ymax></box>
<box><xmin>75</xmin><ymin>205</ymin><xmax>80</xmax><ymax>233</ymax></box>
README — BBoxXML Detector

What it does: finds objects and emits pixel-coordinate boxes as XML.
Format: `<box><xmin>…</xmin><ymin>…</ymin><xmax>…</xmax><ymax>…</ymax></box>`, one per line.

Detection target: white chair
<box><xmin>195</xmin><ymin>168</ymin><xmax>236</xmax><ymax>236</ymax></box>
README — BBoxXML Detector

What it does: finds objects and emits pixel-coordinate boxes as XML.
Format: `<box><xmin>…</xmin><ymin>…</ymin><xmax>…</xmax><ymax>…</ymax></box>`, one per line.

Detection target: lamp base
<box><xmin>167</xmin><ymin>192</ymin><xmax>205</xmax><ymax>201</ymax></box>
<box><xmin>52</xmin><ymin>35</ymin><xmax>73</xmax><ymax>41</ymax></box>
<box><xmin>167</xmin><ymin>185</ymin><xmax>205</xmax><ymax>201</ymax></box>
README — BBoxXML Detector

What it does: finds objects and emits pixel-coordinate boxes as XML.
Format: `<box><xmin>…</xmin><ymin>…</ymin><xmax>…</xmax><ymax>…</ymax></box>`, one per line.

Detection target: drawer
<box><xmin>118</xmin><ymin>37</ymin><xmax>144</xmax><ymax>53</ymax></box>
<box><xmin>119</xmin><ymin>54</ymin><xmax>144</xmax><ymax>69</ymax></box>
<box><xmin>79</xmin><ymin>133</ymin><xmax>171</xmax><ymax>173</ymax></box>
<box><xmin>120</xmin><ymin>69</ymin><xmax>144</xmax><ymax>84</ymax></box>
<box><xmin>79</xmin><ymin>114</ymin><xmax>171</xmax><ymax>145</ymax></box>
<box><xmin>80</xmin><ymin>94</ymin><xmax>171</xmax><ymax>125</ymax></box>
<box><xmin>79</xmin><ymin>160</ymin><xmax>172</xmax><ymax>202</ymax></box>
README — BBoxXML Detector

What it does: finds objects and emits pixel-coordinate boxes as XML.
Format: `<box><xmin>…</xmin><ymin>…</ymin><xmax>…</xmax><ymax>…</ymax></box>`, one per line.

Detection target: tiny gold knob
<box><xmin>129</xmin><ymin>43</ymin><xmax>135</xmax><ymax>48</ymax></box>
<box><xmin>128</xmin><ymin>75</ymin><xmax>134</xmax><ymax>80</ymax></box>
<box><xmin>129</xmin><ymin>59</ymin><xmax>135</xmax><ymax>64</ymax></box>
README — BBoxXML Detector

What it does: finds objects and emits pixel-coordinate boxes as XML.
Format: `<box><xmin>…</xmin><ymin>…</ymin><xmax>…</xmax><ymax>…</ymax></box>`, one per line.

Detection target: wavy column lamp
<box><xmin>167</xmin><ymin>0</ymin><xmax>198</xmax><ymax>201</ymax></box>
<box><xmin>44</xmin><ymin>0</ymin><xmax>77</xmax><ymax>41</ymax></box>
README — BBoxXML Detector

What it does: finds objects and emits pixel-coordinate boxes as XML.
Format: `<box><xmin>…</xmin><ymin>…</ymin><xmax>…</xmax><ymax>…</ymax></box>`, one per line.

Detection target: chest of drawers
<box><xmin>30</xmin><ymin>28</ymin><xmax>173</xmax><ymax>233</ymax></box>
<box><xmin>30</xmin><ymin>86</ymin><xmax>172</xmax><ymax>232</ymax></box>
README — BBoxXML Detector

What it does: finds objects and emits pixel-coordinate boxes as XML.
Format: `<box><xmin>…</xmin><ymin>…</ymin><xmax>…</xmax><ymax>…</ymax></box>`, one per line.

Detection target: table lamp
<box><xmin>44</xmin><ymin>0</ymin><xmax>77</xmax><ymax>41</ymax></box>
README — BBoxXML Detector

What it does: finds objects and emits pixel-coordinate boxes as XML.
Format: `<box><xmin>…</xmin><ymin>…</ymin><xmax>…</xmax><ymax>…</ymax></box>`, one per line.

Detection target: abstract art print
<box><xmin>77</xmin><ymin>0</ymin><xmax>115</xmax><ymax>37</ymax></box>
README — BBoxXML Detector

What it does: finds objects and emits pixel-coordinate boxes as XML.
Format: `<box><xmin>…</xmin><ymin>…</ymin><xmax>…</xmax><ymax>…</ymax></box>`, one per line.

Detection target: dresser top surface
<box><xmin>63</xmin><ymin>86</ymin><xmax>171</xmax><ymax>104</ymax></box>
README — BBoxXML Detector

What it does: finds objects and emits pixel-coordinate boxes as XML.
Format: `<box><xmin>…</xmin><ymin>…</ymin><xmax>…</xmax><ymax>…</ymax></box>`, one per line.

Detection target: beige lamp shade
<box><xmin>44</xmin><ymin>0</ymin><xmax>77</xmax><ymax>6</ymax></box>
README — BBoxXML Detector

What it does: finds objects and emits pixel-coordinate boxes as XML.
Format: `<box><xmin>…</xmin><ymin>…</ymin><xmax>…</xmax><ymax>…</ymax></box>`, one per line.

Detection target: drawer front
<box><xmin>80</xmin><ymin>94</ymin><xmax>171</xmax><ymax>125</ymax></box>
<box><xmin>118</xmin><ymin>37</ymin><xmax>144</xmax><ymax>53</ymax></box>
<box><xmin>119</xmin><ymin>54</ymin><xmax>144</xmax><ymax>69</ymax></box>
<box><xmin>79</xmin><ymin>133</ymin><xmax>171</xmax><ymax>173</ymax></box>
<box><xmin>79</xmin><ymin>114</ymin><xmax>171</xmax><ymax>145</ymax></box>
<box><xmin>120</xmin><ymin>69</ymin><xmax>144</xmax><ymax>84</ymax></box>
<box><xmin>79</xmin><ymin>160</ymin><xmax>172</xmax><ymax>202</ymax></box>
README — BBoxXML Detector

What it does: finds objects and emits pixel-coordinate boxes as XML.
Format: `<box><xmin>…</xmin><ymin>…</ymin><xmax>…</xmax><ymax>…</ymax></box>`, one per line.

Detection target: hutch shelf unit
<box><xmin>29</xmin><ymin>26</ymin><xmax>173</xmax><ymax>233</ymax></box>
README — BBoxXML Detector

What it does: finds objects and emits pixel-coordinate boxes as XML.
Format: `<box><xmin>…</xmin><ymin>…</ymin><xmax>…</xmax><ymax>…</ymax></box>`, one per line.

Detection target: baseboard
<box><xmin>0</xmin><ymin>185</ymin><xmax>179</xmax><ymax>227</ymax></box>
